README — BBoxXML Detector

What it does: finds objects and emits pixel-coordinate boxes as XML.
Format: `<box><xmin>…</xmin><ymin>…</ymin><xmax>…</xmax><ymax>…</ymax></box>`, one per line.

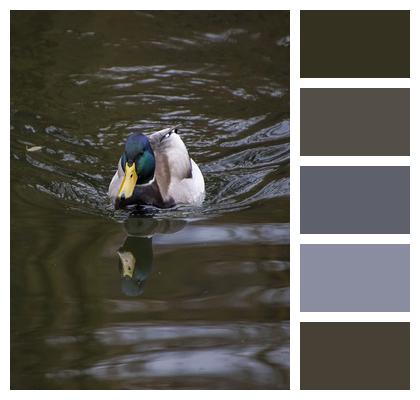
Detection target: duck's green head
<box><xmin>118</xmin><ymin>133</ymin><xmax>155</xmax><ymax>201</ymax></box>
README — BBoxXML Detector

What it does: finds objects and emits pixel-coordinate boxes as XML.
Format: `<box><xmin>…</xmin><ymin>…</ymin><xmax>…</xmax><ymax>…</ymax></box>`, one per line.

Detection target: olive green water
<box><xmin>11</xmin><ymin>11</ymin><xmax>289</xmax><ymax>389</ymax></box>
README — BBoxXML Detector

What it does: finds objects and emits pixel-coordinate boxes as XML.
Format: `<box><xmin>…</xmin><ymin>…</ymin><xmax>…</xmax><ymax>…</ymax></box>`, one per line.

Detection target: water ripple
<box><xmin>11</xmin><ymin>11</ymin><xmax>290</xmax><ymax>223</ymax></box>
<box><xmin>11</xmin><ymin>10</ymin><xmax>290</xmax><ymax>389</ymax></box>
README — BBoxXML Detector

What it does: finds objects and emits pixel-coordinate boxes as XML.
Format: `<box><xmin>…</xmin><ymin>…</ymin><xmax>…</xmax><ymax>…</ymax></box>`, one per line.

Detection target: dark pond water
<box><xmin>11</xmin><ymin>11</ymin><xmax>290</xmax><ymax>389</ymax></box>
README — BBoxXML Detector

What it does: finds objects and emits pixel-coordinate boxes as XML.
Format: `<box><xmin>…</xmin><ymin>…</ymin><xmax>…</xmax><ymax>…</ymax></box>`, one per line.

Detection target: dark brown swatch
<box><xmin>300</xmin><ymin>88</ymin><xmax>410</xmax><ymax>156</ymax></box>
<box><xmin>300</xmin><ymin>322</ymin><xmax>410</xmax><ymax>390</ymax></box>
<box><xmin>300</xmin><ymin>10</ymin><xmax>410</xmax><ymax>78</ymax></box>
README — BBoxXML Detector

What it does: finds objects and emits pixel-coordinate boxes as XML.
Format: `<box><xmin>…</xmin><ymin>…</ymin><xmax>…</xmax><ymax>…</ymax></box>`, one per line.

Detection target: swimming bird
<box><xmin>108</xmin><ymin>127</ymin><xmax>205</xmax><ymax>209</ymax></box>
<box><xmin>117</xmin><ymin>217</ymin><xmax>187</xmax><ymax>296</ymax></box>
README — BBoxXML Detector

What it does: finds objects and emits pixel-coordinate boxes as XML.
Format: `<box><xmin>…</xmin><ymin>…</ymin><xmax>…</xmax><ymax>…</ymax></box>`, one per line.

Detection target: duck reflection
<box><xmin>117</xmin><ymin>216</ymin><xmax>187</xmax><ymax>296</ymax></box>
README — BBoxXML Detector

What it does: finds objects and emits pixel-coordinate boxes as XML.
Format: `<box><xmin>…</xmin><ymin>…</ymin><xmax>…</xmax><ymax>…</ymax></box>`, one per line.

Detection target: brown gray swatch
<box><xmin>300</xmin><ymin>10</ymin><xmax>410</xmax><ymax>78</ymax></box>
<box><xmin>301</xmin><ymin>88</ymin><xmax>410</xmax><ymax>156</ymax></box>
<box><xmin>300</xmin><ymin>244</ymin><xmax>410</xmax><ymax>312</ymax></box>
<box><xmin>300</xmin><ymin>166</ymin><xmax>410</xmax><ymax>234</ymax></box>
<box><xmin>301</xmin><ymin>322</ymin><xmax>410</xmax><ymax>389</ymax></box>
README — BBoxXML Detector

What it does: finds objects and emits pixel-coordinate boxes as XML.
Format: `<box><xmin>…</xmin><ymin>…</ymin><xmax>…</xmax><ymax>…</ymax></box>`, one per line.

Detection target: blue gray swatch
<box><xmin>301</xmin><ymin>244</ymin><xmax>410</xmax><ymax>312</ymax></box>
<box><xmin>300</xmin><ymin>166</ymin><xmax>410</xmax><ymax>234</ymax></box>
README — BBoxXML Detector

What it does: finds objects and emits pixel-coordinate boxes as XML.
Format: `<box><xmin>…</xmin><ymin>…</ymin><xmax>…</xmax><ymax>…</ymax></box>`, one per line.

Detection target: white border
<box><xmin>300</xmin><ymin>156</ymin><xmax>411</xmax><ymax>166</ymax></box>
<box><xmin>289</xmin><ymin>7</ymin><xmax>299</xmax><ymax>391</ymax></box>
<box><xmin>301</xmin><ymin>78</ymin><xmax>411</xmax><ymax>88</ymax></box>
<box><xmin>293</xmin><ymin>1</ymin><xmax>417</xmax><ymax>396</ymax></box>
<box><xmin>3</xmin><ymin>0</ymin><xmax>419</xmax><ymax>398</ymax></box>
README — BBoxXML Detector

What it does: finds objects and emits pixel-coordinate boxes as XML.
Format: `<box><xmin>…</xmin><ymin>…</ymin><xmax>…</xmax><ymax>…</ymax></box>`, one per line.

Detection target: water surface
<box><xmin>11</xmin><ymin>11</ymin><xmax>290</xmax><ymax>389</ymax></box>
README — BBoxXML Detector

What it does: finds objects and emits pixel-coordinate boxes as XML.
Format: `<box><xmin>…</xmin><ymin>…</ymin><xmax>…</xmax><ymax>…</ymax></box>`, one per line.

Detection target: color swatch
<box><xmin>300</xmin><ymin>88</ymin><xmax>410</xmax><ymax>156</ymax></box>
<box><xmin>300</xmin><ymin>10</ymin><xmax>410</xmax><ymax>78</ymax></box>
<box><xmin>300</xmin><ymin>244</ymin><xmax>410</xmax><ymax>312</ymax></box>
<box><xmin>300</xmin><ymin>322</ymin><xmax>410</xmax><ymax>389</ymax></box>
<box><xmin>300</xmin><ymin>166</ymin><xmax>410</xmax><ymax>234</ymax></box>
<box><xmin>299</xmin><ymin>9</ymin><xmax>411</xmax><ymax>391</ymax></box>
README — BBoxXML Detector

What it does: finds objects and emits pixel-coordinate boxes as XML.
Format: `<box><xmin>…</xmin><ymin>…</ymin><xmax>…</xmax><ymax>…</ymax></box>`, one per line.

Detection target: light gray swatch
<box><xmin>300</xmin><ymin>166</ymin><xmax>410</xmax><ymax>234</ymax></box>
<box><xmin>300</xmin><ymin>244</ymin><xmax>410</xmax><ymax>312</ymax></box>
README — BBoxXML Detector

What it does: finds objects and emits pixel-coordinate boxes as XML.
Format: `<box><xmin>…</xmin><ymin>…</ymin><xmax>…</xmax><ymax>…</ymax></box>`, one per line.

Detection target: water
<box><xmin>11</xmin><ymin>11</ymin><xmax>290</xmax><ymax>389</ymax></box>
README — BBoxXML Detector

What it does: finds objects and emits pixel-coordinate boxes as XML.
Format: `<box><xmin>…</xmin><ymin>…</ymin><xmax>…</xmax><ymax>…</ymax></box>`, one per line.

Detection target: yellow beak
<box><xmin>118</xmin><ymin>251</ymin><xmax>136</xmax><ymax>278</ymax></box>
<box><xmin>118</xmin><ymin>162</ymin><xmax>138</xmax><ymax>200</ymax></box>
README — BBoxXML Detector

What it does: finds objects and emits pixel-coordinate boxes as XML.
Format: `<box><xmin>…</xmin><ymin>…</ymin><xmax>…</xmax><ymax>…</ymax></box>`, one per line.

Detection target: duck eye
<box><xmin>164</xmin><ymin>132</ymin><xmax>171</xmax><ymax>139</ymax></box>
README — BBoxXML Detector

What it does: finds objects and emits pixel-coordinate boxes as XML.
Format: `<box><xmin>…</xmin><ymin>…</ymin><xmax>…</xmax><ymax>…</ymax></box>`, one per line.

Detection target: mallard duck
<box><xmin>118</xmin><ymin>235</ymin><xmax>153</xmax><ymax>296</ymax></box>
<box><xmin>108</xmin><ymin>127</ymin><xmax>205</xmax><ymax>209</ymax></box>
<box><xmin>117</xmin><ymin>217</ymin><xmax>187</xmax><ymax>296</ymax></box>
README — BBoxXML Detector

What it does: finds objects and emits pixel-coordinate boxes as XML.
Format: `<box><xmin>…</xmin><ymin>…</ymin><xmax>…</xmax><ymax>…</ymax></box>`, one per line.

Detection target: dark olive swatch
<box><xmin>301</xmin><ymin>88</ymin><xmax>410</xmax><ymax>156</ymax></box>
<box><xmin>300</xmin><ymin>10</ymin><xmax>410</xmax><ymax>78</ymax></box>
<box><xmin>301</xmin><ymin>322</ymin><xmax>410</xmax><ymax>390</ymax></box>
<box><xmin>300</xmin><ymin>166</ymin><xmax>410</xmax><ymax>234</ymax></box>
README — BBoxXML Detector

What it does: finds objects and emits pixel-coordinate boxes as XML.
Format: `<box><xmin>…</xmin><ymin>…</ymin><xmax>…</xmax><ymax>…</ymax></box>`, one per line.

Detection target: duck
<box><xmin>117</xmin><ymin>217</ymin><xmax>187</xmax><ymax>296</ymax></box>
<box><xmin>108</xmin><ymin>127</ymin><xmax>205</xmax><ymax>209</ymax></box>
